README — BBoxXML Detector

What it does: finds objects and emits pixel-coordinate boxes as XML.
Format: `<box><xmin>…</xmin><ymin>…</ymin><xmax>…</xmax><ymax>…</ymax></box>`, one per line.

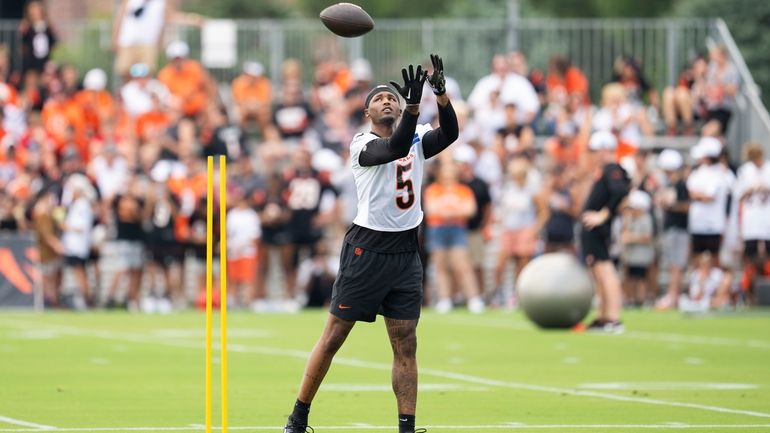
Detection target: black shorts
<box><xmin>580</xmin><ymin>225</ymin><xmax>611</xmax><ymax>265</ymax></box>
<box><xmin>148</xmin><ymin>243</ymin><xmax>182</xmax><ymax>267</ymax></box>
<box><xmin>261</xmin><ymin>227</ymin><xmax>291</xmax><ymax>246</ymax></box>
<box><xmin>330</xmin><ymin>242</ymin><xmax>423</xmax><ymax>323</ymax></box>
<box><xmin>627</xmin><ymin>265</ymin><xmax>648</xmax><ymax>279</ymax></box>
<box><xmin>64</xmin><ymin>256</ymin><xmax>87</xmax><ymax>268</ymax></box>
<box><xmin>691</xmin><ymin>234</ymin><xmax>722</xmax><ymax>255</ymax></box>
<box><xmin>744</xmin><ymin>240</ymin><xmax>770</xmax><ymax>259</ymax></box>
<box><xmin>87</xmin><ymin>249</ymin><xmax>100</xmax><ymax>264</ymax></box>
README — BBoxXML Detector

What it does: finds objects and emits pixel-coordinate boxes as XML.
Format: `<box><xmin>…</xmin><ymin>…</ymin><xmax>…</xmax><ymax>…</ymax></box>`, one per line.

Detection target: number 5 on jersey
<box><xmin>396</xmin><ymin>161</ymin><xmax>415</xmax><ymax>210</ymax></box>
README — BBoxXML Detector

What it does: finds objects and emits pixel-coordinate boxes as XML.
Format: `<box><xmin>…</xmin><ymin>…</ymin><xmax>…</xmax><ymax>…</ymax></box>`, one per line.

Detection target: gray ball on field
<box><xmin>518</xmin><ymin>253</ymin><xmax>594</xmax><ymax>329</ymax></box>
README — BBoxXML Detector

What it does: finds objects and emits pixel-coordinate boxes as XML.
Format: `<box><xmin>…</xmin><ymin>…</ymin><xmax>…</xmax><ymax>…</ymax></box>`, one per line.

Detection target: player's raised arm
<box><xmin>359</xmin><ymin>65</ymin><xmax>427</xmax><ymax>167</ymax></box>
<box><xmin>422</xmin><ymin>54</ymin><xmax>459</xmax><ymax>159</ymax></box>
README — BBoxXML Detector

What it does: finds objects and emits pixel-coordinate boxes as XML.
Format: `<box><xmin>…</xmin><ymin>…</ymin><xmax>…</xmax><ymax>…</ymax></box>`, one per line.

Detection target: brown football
<box><xmin>319</xmin><ymin>3</ymin><xmax>374</xmax><ymax>38</ymax></box>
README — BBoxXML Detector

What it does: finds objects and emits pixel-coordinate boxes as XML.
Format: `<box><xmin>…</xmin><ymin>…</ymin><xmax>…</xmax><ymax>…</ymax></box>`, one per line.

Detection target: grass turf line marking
<box><xmin>0</xmin><ymin>416</ymin><xmax>55</xmax><ymax>430</ymax></box>
<box><xmin>3</xmin><ymin>424</ymin><xmax>770</xmax><ymax>432</ymax></box>
<box><xmin>4</xmin><ymin>319</ymin><xmax>770</xmax><ymax>421</ymax></box>
<box><xmin>576</xmin><ymin>382</ymin><xmax>759</xmax><ymax>391</ymax></box>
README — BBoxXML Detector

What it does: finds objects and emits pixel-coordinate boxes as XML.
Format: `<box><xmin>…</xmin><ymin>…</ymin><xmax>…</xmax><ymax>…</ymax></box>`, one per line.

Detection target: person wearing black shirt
<box><xmin>19</xmin><ymin>1</ymin><xmax>57</xmax><ymax>78</ymax></box>
<box><xmin>579</xmin><ymin>131</ymin><xmax>630</xmax><ymax>333</ymax></box>
<box><xmin>283</xmin><ymin>148</ymin><xmax>338</xmax><ymax>308</ymax></box>
<box><xmin>105</xmin><ymin>179</ymin><xmax>146</xmax><ymax>310</ymax></box>
<box><xmin>145</xmin><ymin>182</ymin><xmax>182</xmax><ymax>304</ymax></box>
<box><xmin>272</xmin><ymin>80</ymin><xmax>314</xmax><ymax>141</ymax></box>
<box><xmin>455</xmin><ymin>146</ymin><xmax>492</xmax><ymax>297</ymax></box>
<box><xmin>655</xmin><ymin>150</ymin><xmax>690</xmax><ymax>310</ymax></box>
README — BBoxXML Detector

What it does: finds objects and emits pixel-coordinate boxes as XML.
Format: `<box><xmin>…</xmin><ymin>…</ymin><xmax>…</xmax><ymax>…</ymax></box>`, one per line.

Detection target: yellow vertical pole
<box><xmin>219</xmin><ymin>155</ymin><xmax>228</xmax><ymax>433</ymax></box>
<box><xmin>205</xmin><ymin>156</ymin><xmax>213</xmax><ymax>433</ymax></box>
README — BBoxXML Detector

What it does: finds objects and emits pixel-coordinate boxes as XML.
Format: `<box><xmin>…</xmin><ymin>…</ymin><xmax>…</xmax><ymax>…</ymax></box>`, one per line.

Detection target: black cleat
<box><xmin>586</xmin><ymin>318</ymin><xmax>625</xmax><ymax>334</ymax></box>
<box><xmin>585</xmin><ymin>318</ymin><xmax>607</xmax><ymax>330</ymax></box>
<box><xmin>283</xmin><ymin>416</ymin><xmax>313</xmax><ymax>433</ymax></box>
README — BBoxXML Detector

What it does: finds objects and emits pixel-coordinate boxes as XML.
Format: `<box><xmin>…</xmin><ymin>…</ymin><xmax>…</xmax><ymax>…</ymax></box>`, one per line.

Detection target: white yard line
<box><xmin>3</xmin><ymin>423</ymin><xmax>770</xmax><ymax>432</ymax></box>
<box><xmin>3</xmin><ymin>319</ymin><xmax>770</xmax><ymax>421</ymax></box>
<box><xmin>0</xmin><ymin>415</ymin><xmax>55</xmax><ymax>430</ymax></box>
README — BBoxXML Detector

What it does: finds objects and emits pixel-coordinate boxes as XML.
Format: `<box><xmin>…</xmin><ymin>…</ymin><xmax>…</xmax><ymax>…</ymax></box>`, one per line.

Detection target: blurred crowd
<box><xmin>0</xmin><ymin>0</ymin><xmax>767</xmax><ymax>313</ymax></box>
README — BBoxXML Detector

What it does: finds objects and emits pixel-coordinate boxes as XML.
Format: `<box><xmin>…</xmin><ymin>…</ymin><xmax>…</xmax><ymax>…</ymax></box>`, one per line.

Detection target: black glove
<box><xmin>389</xmin><ymin>64</ymin><xmax>426</xmax><ymax>105</ymax></box>
<box><xmin>427</xmin><ymin>53</ymin><xmax>446</xmax><ymax>96</ymax></box>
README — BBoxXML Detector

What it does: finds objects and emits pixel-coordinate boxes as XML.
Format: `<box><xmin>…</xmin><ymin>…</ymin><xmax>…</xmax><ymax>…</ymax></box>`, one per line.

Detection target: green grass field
<box><xmin>1</xmin><ymin>309</ymin><xmax>770</xmax><ymax>432</ymax></box>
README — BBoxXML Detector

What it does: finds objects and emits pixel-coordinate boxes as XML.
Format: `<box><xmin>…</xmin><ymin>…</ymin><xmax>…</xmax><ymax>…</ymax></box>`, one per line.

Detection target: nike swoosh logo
<box><xmin>339</xmin><ymin>304</ymin><xmax>352</xmax><ymax>310</ymax></box>
<box><xmin>399</xmin><ymin>418</ymin><xmax>408</xmax><ymax>422</ymax></box>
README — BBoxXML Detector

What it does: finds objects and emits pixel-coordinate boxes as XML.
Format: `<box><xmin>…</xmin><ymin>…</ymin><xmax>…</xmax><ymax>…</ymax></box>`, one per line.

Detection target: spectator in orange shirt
<box><xmin>424</xmin><ymin>161</ymin><xmax>484</xmax><ymax>314</ymax></box>
<box><xmin>75</xmin><ymin>69</ymin><xmax>115</xmax><ymax>136</ymax></box>
<box><xmin>546</xmin><ymin>55</ymin><xmax>589</xmax><ymax>107</ymax></box>
<box><xmin>231</xmin><ymin>61</ymin><xmax>271</xmax><ymax>130</ymax></box>
<box><xmin>135</xmin><ymin>93</ymin><xmax>171</xmax><ymax>144</ymax></box>
<box><xmin>0</xmin><ymin>82</ymin><xmax>20</xmax><ymax>108</ymax></box>
<box><xmin>41</xmin><ymin>81</ymin><xmax>88</xmax><ymax>159</ymax></box>
<box><xmin>158</xmin><ymin>41</ymin><xmax>212</xmax><ymax>119</ymax></box>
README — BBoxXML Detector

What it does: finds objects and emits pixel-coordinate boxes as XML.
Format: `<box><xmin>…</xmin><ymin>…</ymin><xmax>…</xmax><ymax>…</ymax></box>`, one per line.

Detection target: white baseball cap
<box><xmin>588</xmin><ymin>131</ymin><xmax>618</xmax><ymax>151</ymax></box>
<box><xmin>657</xmin><ymin>149</ymin><xmax>683</xmax><ymax>171</ymax></box>
<box><xmin>166</xmin><ymin>41</ymin><xmax>190</xmax><ymax>59</ymax></box>
<box><xmin>628</xmin><ymin>189</ymin><xmax>652</xmax><ymax>211</ymax></box>
<box><xmin>312</xmin><ymin>148</ymin><xmax>343</xmax><ymax>173</ymax></box>
<box><xmin>83</xmin><ymin>68</ymin><xmax>107</xmax><ymax>91</ymax></box>
<box><xmin>243</xmin><ymin>61</ymin><xmax>264</xmax><ymax>76</ymax></box>
<box><xmin>452</xmin><ymin>144</ymin><xmax>477</xmax><ymax>165</ymax></box>
<box><xmin>695</xmin><ymin>136</ymin><xmax>722</xmax><ymax>159</ymax></box>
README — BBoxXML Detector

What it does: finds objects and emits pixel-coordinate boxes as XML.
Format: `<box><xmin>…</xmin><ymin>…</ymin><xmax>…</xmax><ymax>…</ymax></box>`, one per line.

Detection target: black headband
<box><xmin>365</xmin><ymin>85</ymin><xmax>399</xmax><ymax>108</ymax></box>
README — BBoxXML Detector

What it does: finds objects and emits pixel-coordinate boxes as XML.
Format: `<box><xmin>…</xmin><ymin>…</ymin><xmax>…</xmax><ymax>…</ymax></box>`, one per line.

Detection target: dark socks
<box><xmin>398</xmin><ymin>414</ymin><xmax>415</xmax><ymax>433</ymax></box>
<box><xmin>290</xmin><ymin>399</ymin><xmax>310</xmax><ymax>425</ymax></box>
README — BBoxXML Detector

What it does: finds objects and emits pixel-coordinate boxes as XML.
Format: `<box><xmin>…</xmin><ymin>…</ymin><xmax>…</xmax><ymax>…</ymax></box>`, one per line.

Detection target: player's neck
<box><xmin>371</xmin><ymin>123</ymin><xmax>394</xmax><ymax>138</ymax></box>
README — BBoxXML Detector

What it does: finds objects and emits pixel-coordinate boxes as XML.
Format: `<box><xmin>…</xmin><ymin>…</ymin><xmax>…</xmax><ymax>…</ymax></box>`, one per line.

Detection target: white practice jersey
<box><xmin>735</xmin><ymin>161</ymin><xmax>770</xmax><ymax>240</ymax></box>
<box><xmin>349</xmin><ymin>124</ymin><xmax>433</xmax><ymax>232</ymax></box>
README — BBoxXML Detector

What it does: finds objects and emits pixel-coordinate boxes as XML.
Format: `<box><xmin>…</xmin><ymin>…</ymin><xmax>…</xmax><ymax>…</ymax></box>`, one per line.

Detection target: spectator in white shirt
<box><xmin>735</xmin><ymin>143</ymin><xmax>770</xmax><ymax>298</ymax></box>
<box><xmin>61</xmin><ymin>176</ymin><xmax>95</xmax><ymax>309</ymax></box>
<box><xmin>468</xmin><ymin>55</ymin><xmax>508</xmax><ymax>113</ymax></box>
<box><xmin>687</xmin><ymin>137</ymin><xmax>733</xmax><ymax>272</ymax></box>
<box><xmin>592</xmin><ymin>82</ymin><xmax>653</xmax><ymax>151</ymax></box>
<box><xmin>120</xmin><ymin>63</ymin><xmax>171</xmax><ymax>117</ymax></box>
<box><xmin>88</xmin><ymin>144</ymin><xmax>129</xmax><ymax>202</ymax></box>
<box><xmin>113</xmin><ymin>0</ymin><xmax>170</xmax><ymax>78</ymax></box>
<box><xmin>702</xmin><ymin>45</ymin><xmax>740</xmax><ymax>137</ymax></box>
<box><xmin>499</xmin><ymin>70</ymin><xmax>540</xmax><ymax>126</ymax></box>
<box><xmin>226</xmin><ymin>188</ymin><xmax>261</xmax><ymax>308</ymax></box>
<box><xmin>680</xmin><ymin>252</ymin><xmax>723</xmax><ymax>312</ymax></box>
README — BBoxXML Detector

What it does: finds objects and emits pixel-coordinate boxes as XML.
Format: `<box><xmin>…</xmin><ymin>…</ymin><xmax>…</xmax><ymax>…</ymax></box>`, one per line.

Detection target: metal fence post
<box><xmin>421</xmin><ymin>19</ymin><xmax>434</xmax><ymax>54</ymax></box>
<box><xmin>349</xmin><ymin>36</ymin><xmax>363</xmax><ymax>64</ymax></box>
<box><xmin>506</xmin><ymin>0</ymin><xmax>520</xmax><ymax>51</ymax></box>
<box><xmin>267</xmin><ymin>20</ymin><xmax>284</xmax><ymax>88</ymax></box>
<box><xmin>666</xmin><ymin>20</ymin><xmax>679</xmax><ymax>88</ymax></box>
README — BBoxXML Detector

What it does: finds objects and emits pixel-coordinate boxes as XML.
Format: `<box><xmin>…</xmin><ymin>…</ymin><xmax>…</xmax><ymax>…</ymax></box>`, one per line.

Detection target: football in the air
<box><xmin>319</xmin><ymin>3</ymin><xmax>374</xmax><ymax>38</ymax></box>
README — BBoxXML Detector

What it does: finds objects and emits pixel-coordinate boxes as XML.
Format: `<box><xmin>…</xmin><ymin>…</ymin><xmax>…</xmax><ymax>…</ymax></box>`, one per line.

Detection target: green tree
<box><xmin>675</xmin><ymin>0</ymin><xmax>770</xmax><ymax>106</ymax></box>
